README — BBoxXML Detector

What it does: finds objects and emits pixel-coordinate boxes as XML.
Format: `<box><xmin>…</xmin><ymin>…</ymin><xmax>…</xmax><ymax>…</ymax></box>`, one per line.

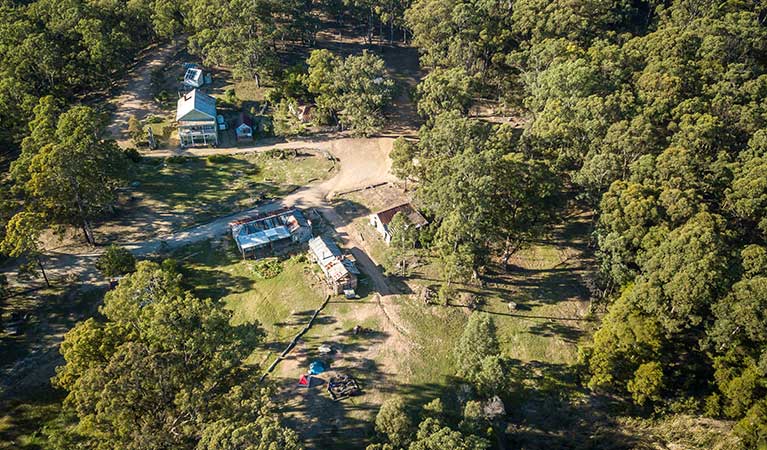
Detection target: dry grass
<box><xmin>130</xmin><ymin>152</ymin><xmax>335</xmax><ymax>229</ymax></box>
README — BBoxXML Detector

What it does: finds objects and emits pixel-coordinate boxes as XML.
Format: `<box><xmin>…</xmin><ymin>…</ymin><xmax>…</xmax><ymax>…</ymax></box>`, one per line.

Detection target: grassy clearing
<box><xmin>392</xmin><ymin>296</ymin><xmax>466</xmax><ymax>384</ymax></box>
<box><xmin>336</xmin><ymin>190</ymin><xmax>594</xmax><ymax>385</ymax></box>
<box><xmin>171</xmin><ymin>237</ymin><xmax>389</xmax><ymax>449</ymax></box>
<box><xmin>227</xmin><ymin>80</ymin><xmax>268</xmax><ymax>103</ymax></box>
<box><xmin>617</xmin><ymin>415</ymin><xmax>738</xmax><ymax>450</ymax></box>
<box><xmin>225</xmin><ymin>258</ymin><xmax>325</xmax><ymax>343</ymax></box>
<box><xmin>172</xmin><ymin>238</ymin><xmax>384</xmax><ymax>363</ymax></box>
<box><xmin>131</xmin><ymin>152</ymin><xmax>334</xmax><ymax>228</ymax></box>
<box><xmin>171</xmin><ymin>239</ymin><xmax>327</xmax><ymax>361</ymax></box>
<box><xmin>144</xmin><ymin>116</ymin><xmax>177</xmax><ymax>149</ymax></box>
<box><xmin>0</xmin><ymin>388</ymin><xmax>63</xmax><ymax>450</ymax></box>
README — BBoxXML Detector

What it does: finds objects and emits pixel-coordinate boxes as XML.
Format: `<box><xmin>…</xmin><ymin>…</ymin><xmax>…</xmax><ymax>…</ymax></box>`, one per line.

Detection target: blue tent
<box><xmin>309</xmin><ymin>360</ymin><xmax>326</xmax><ymax>375</ymax></box>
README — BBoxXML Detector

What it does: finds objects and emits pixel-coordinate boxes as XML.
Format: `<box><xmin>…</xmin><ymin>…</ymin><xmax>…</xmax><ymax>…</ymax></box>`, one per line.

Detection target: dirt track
<box><xmin>106</xmin><ymin>41</ymin><xmax>182</xmax><ymax>146</ymax></box>
<box><xmin>123</xmin><ymin>136</ymin><xmax>393</xmax><ymax>252</ymax></box>
<box><xmin>1</xmin><ymin>34</ymin><xmax>415</xmax><ymax>405</ymax></box>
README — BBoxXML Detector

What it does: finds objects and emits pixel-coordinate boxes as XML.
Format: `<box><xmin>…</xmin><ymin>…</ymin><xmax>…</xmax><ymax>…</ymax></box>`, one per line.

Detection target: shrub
<box><xmin>127</xmin><ymin>115</ymin><xmax>144</xmax><ymax>144</ymax></box>
<box><xmin>161</xmin><ymin>125</ymin><xmax>174</xmax><ymax>140</ymax></box>
<box><xmin>627</xmin><ymin>361</ymin><xmax>664</xmax><ymax>407</ymax></box>
<box><xmin>438</xmin><ymin>283</ymin><xmax>455</xmax><ymax>306</ymax></box>
<box><xmin>0</xmin><ymin>274</ymin><xmax>8</xmax><ymax>299</ymax></box>
<box><xmin>207</xmin><ymin>154</ymin><xmax>233</xmax><ymax>164</ymax></box>
<box><xmin>258</xmin><ymin>116</ymin><xmax>274</xmax><ymax>136</ymax></box>
<box><xmin>124</xmin><ymin>148</ymin><xmax>142</xmax><ymax>163</ymax></box>
<box><xmin>293</xmin><ymin>253</ymin><xmax>308</xmax><ymax>264</ymax></box>
<box><xmin>219</xmin><ymin>88</ymin><xmax>238</xmax><ymax>107</ymax></box>
<box><xmin>454</xmin><ymin>312</ymin><xmax>500</xmax><ymax>382</ymax></box>
<box><xmin>155</xmin><ymin>90</ymin><xmax>172</xmax><ymax>105</ymax></box>
<box><xmin>160</xmin><ymin>258</ymin><xmax>180</xmax><ymax>275</ymax></box>
<box><xmin>252</xmin><ymin>258</ymin><xmax>283</xmax><ymax>279</ymax></box>
<box><xmin>312</xmin><ymin>107</ymin><xmax>335</xmax><ymax>126</ymax></box>
<box><xmin>166</xmin><ymin>155</ymin><xmax>190</xmax><ymax>164</ymax></box>
<box><xmin>375</xmin><ymin>397</ymin><xmax>413</xmax><ymax>448</ymax></box>
<box><xmin>143</xmin><ymin>157</ymin><xmax>163</xmax><ymax>166</ymax></box>
<box><xmin>96</xmin><ymin>245</ymin><xmax>136</xmax><ymax>278</ymax></box>
<box><xmin>266</xmin><ymin>88</ymin><xmax>283</xmax><ymax>104</ymax></box>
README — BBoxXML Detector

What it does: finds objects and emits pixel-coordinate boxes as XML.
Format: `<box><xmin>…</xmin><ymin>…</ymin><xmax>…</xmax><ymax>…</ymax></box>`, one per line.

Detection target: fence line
<box><xmin>260</xmin><ymin>294</ymin><xmax>331</xmax><ymax>382</ymax></box>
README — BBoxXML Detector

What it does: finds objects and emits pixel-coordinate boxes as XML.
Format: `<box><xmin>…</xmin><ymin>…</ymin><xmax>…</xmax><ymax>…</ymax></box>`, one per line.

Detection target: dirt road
<box><xmin>124</xmin><ymin>136</ymin><xmax>393</xmax><ymax>252</ymax></box>
<box><xmin>1</xmin><ymin>33</ymin><xmax>415</xmax><ymax>412</ymax></box>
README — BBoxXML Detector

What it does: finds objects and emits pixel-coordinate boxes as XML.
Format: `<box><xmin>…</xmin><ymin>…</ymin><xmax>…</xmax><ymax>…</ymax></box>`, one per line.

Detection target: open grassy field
<box><xmin>169</xmin><ymin>236</ymin><xmax>394</xmax><ymax>449</ymax></box>
<box><xmin>129</xmin><ymin>152</ymin><xmax>334</xmax><ymax>229</ymax></box>
<box><xmin>170</xmin><ymin>239</ymin><xmax>329</xmax><ymax>361</ymax></box>
<box><xmin>338</xmin><ymin>196</ymin><xmax>594</xmax><ymax>369</ymax></box>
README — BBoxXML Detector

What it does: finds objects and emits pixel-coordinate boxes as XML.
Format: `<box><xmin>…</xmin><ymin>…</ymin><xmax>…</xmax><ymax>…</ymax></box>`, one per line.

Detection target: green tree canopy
<box><xmin>398</xmin><ymin>113</ymin><xmax>560</xmax><ymax>279</ymax></box>
<box><xmin>454</xmin><ymin>313</ymin><xmax>500</xmax><ymax>382</ymax></box>
<box><xmin>375</xmin><ymin>397</ymin><xmax>414</xmax><ymax>448</ymax></box>
<box><xmin>52</xmin><ymin>261</ymin><xmax>294</xmax><ymax>449</ymax></box>
<box><xmin>18</xmin><ymin>105</ymin><xmax>128</xmax><ymax>245</ymax></box>
<box><xmin>95</xmin><ymin>245</ymin><xmax>137</xmax><ymax>278</ymax></box>
<box><xmin>305</xmin><ymin>49</ymin><xmax>395</xmax><ymax>135</ymax></box>
<box><xmin>408</xmin><ymin>418</ymin><xmax>490</xmax><ymax>450</ymax></box>
<box><xmin>415</xmin><ymin>67</ymin><xmax>473</xmax><ymax>119</ymax></box>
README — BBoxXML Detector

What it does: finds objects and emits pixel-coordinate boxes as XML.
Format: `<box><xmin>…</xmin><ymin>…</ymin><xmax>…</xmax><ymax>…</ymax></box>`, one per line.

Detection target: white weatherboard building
<box><xmin>369</xmin><ymin>203</ymin><xmax>428</xmax><ymax>244</ymax></box>
<box><xmin>176</xmin><ymin>89</ymin><xmax>218</xmax><ymax>147</ymax></box>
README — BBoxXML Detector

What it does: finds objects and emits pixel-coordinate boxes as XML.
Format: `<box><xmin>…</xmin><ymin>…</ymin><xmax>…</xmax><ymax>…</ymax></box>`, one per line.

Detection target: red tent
<box><xmin>298</xmin><ymin>374</ymin><xmax>310</xmax><ymax>386</ymax></box>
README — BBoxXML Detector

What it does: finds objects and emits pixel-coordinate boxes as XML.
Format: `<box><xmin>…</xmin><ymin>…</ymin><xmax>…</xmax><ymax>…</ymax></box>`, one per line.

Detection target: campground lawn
<box><xmin>167</xmin><ymin>195</ymin><xmax>601</xmax><ymax>448</ymax></box>
<box><xmin>129</xmin><ymin>151</ymin><xmax>334</xmax><ymax>229</ymax></box>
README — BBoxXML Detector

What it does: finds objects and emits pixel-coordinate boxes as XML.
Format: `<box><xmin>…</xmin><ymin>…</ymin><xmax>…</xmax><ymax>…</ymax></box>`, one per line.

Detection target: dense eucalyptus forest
<box><xmin>1</xmin><ymin>0</ymin><xmax>767</xmax><ymax>449</ymax></box>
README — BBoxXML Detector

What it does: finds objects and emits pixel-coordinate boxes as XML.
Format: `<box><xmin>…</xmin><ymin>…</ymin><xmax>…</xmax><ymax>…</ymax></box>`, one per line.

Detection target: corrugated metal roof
<box><xmin>374</xmin><ymin>203</ymin><xmax>428</xmax><ymax>228</ymax></box>
<box><xmin>309</xmin><ymin>235</ymin><xmax>341</xmax><ymax>262</ymax></box>
<box><xmin>236</xmin><ymin>225</ymin><xmax>291</xmax><ymax>250</ymax></box>
<box><xmin>176</xmin><ymin>89</ymin><xmax>216</xmax><ymax>121</ymax></box>
<box><xmin>326</xmin><ymin>259</ymin><xmax>351</xmax><ymax>282</ymax></box>
<box><xmin>229</xmin><ymin>207</ymin><xmax>293</xmax><ymax>227</ymax></box>
<box><xmin>308</xmin><ymin>236</ymin><xmax>359</xmax><ymax>282</ymax></box>
<box><xmin>286</xmin><ymin>210</ymin><xmax>309</xmax><ymax>232</ymax></box>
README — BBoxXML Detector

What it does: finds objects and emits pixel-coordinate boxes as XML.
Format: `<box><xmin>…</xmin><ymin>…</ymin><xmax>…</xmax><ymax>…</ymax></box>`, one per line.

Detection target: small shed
<box><xmin>184</xmin><ymin>68</ymin><xmax>204</xmax><ymax>88</ymax></box>
<box><xmin>236</xmin><ymin>112</ymin><xmax>254</xmax><ymax>141</ymax></box>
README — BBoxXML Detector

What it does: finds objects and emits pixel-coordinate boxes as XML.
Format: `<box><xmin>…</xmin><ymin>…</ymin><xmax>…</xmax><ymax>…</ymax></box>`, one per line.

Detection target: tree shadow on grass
<box><xmin>526</xmin><ymin>321</ymin><xmax>586</xmax><ymax>344</ymax></box>
<box><xmin>1</xmin><ymin>287</ymin><xmax>105</xmax><ymax>399</ymax></box>
<box><xmin>275</xmin><ymin>330</ymin><xmax>392</xmax><ymax>449</ymax></box>
<box><xmin>0</xmin><ymin>383</ymin><xmax>65</xmax><ymax>449</ymax></box>
<box><xmin>170</xmin><ymin>239</ymin><xmax>256</xmax><ymax>300</ymax></box>
<box><xmin>501</xmin><ymin>360</ymin><xmax>640</xmax><ymax>450</ymax></box>
<box><xmin>179</xmin><ymin>265</ymin><xmax>255</xmax><ymax>300</ymax></box>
